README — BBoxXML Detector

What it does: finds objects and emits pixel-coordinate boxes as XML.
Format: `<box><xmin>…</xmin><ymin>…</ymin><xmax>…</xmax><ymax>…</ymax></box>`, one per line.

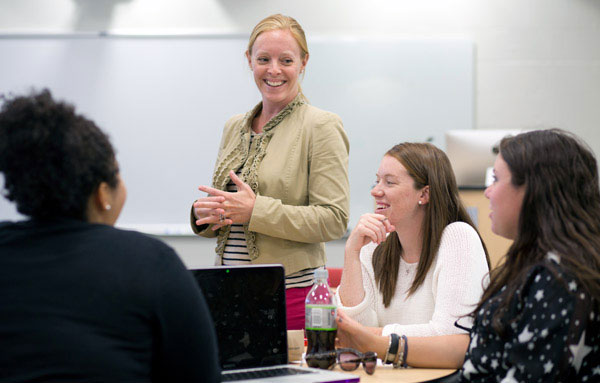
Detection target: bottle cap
<box><xmin>314</xmin><ymin>268</ymin><xmax>328</xmax><ymax>280</ymax></box>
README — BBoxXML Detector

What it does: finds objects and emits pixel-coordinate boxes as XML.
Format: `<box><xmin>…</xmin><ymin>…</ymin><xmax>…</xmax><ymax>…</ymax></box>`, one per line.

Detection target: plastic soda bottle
<box><xmin>305</xmin><ymin>269</ymin><xmax>337</xmax><ymax>369</ymax></box>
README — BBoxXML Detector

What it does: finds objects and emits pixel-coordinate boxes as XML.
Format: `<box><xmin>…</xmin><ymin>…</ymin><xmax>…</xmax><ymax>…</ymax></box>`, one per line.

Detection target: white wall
<box><xmin>2</xmin><ymin>0</ymin><xmax>599</xmax><ymax>267</ymax></box>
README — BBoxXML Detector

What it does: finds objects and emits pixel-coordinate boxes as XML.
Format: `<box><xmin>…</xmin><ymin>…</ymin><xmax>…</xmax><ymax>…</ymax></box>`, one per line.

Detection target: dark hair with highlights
<box><xmin>474</xmin><ymin>129</ymin><xmax>600</xmax><ymax>336</ymax></box>
<box><xmin>372</xmin><ymin>142</ymin><xmax>490</xmax><ymax>307</ymax></box>
<box><xmin>0</xmin><ymin>89</ymin><xmax>118</xmax><ymax>221</ymax></box>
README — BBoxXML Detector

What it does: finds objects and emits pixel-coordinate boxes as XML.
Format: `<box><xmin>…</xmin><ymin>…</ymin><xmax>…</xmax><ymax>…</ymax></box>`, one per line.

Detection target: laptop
<box><xmin>191</xmin><ymin>265</ymin><xmax>360</xmax><ymax>383</ymax></box>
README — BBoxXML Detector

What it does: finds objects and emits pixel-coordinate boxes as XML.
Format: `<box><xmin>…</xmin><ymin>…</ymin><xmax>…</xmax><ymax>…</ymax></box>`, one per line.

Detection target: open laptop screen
<box><xmin>191</xmin><ymin>265</ymin><xmax>288</xmax><ymax>370</ymax></box>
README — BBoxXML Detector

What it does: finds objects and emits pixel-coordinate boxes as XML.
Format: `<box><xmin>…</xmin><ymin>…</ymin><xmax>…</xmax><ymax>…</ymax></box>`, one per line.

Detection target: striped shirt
<box><xmin>220</xmin><ymin>132</ymin><xmax>318</xmax><ymax>289</ymax></box>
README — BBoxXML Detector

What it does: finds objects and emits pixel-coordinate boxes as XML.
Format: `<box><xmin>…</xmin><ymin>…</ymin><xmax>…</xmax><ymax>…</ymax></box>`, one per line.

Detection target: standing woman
<box><xmin>191</xmin><ymin>14</ymin><xmax>350</xmax><ymax>330</ymax></box>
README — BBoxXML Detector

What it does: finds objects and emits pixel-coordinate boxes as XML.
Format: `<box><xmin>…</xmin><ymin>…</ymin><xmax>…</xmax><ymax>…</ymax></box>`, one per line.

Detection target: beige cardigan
<box><xmin>191</xmin><ymin>96</ymin><xmax>350</xmax><ymax>275</ymax></box>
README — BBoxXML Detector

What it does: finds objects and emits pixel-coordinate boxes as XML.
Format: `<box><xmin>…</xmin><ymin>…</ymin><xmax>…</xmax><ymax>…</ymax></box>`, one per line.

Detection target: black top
<box><xmin>459</xmin><ymin>256</ymin><xmax>600</xmax><ymax>382</ymax></box>
<box><xmin>0</xmin><ymin>218</ymin><xmax>220</xmax><ymax>382</ymax></box>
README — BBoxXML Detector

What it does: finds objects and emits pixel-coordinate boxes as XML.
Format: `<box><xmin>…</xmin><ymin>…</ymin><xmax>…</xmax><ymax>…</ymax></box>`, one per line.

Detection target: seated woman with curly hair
<box><xmin>0</xmin><ymin>90</ymin><xmax>220</xmax><ymax>382</ymax></box>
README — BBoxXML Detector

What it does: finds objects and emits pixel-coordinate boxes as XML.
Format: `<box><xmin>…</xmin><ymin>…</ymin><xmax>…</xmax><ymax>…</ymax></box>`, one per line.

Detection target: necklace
<box><xmin>404</xmin><ymin>263</ymin><xmax>417</xmax><ymax>276</ymax></box>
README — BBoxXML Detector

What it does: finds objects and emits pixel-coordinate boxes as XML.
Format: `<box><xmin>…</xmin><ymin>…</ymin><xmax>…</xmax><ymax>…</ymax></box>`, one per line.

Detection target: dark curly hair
<box><xmin>0</xmin><ymin>89</ymin><xmax>119</xmax><ymax>221</ymax></box>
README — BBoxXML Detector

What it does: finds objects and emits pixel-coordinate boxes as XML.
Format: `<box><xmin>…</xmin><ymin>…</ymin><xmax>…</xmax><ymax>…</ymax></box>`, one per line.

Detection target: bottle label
<box><xmin>305</xmin><ymin>305</ymin><xmax>337</xmax><ymax>331</ymax></box>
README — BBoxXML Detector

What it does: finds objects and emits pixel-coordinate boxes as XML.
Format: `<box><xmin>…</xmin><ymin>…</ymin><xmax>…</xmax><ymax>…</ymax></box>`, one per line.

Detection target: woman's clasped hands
<box><xmin>193</xmin><ymin>170</ymin><xmax>256</xmax><ymax>231</ymax></box>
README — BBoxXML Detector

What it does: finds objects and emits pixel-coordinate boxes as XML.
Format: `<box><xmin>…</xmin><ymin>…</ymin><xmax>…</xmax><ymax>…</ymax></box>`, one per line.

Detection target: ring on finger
<box><xmin>219</xmin><ymin>214</ymin><xmax>225</xmax><ymax>223</ymax></box>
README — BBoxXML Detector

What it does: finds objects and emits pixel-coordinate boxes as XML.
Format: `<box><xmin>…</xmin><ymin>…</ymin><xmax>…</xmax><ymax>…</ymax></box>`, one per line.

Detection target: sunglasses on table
<box><xmin>304</xmin><ymin>348</ymin><xmax>377</xmax><ymax>375</ymax></box>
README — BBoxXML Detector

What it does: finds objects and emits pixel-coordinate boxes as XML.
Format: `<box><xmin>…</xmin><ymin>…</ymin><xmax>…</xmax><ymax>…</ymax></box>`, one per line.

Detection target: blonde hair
<box><xmin>247</xmin><ymin>14</ymin><xmax>309</xmax><ymax>100</ymax></box>
<box><xmin>247</xmin><ymin>14</ymin><xmax>308</xmax><ymax>59</ymax></box>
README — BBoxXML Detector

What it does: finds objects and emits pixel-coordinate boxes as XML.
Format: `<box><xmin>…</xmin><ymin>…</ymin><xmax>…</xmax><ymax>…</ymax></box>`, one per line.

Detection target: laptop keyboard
<box><xmin>222</xmin><ymin>367</ymin><xmax>313</xmax><ymax>381</ymax></box>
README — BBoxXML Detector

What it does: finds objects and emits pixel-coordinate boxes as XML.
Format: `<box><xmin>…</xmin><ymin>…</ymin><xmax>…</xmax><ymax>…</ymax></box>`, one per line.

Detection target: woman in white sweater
<box><xmin>335</xmin><ymin>142</ymin><xmax>490</xmax><ymax>341</ymax></box>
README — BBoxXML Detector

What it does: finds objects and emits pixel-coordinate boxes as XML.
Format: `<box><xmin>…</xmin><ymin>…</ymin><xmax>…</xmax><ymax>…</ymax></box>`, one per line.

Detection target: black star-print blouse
<box><xmin>459</xmin><ymin>256</ymin><xmax>600</xmax><ymax>382</ymax></box>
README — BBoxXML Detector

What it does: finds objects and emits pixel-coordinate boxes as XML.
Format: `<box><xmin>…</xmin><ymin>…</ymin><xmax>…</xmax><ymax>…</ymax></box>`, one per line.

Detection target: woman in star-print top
<box><xmin>335</xmin><ymin>129</ymin><xmax>600</xmax><ymax>382</ymax></box>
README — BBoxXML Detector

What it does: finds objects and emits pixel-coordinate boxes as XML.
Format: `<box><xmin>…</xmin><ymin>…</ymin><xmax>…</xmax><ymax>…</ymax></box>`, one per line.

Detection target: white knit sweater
<box><xmin>334</xmin><ymin>222</ymin><xmax>489</xmax><ymax>337</ymax></box>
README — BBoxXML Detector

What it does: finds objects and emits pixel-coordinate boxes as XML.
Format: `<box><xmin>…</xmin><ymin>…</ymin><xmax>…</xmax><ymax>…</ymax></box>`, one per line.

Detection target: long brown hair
<box><xmin>474</xmin><ymin>129</ymin><xmax>600</xmax><ymax>336</ymax></box>
<box><xmin>372</xmin><ymin>143</ymin><xmax>490</xmax><ymax>307</ymax></box>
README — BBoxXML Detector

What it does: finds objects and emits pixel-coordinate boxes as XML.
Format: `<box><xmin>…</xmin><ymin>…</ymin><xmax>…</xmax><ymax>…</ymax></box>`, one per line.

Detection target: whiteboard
<box><xmin>0</xmin><ymin>34</ymin><xmax>473</xmax><ymax>234</ymax></box>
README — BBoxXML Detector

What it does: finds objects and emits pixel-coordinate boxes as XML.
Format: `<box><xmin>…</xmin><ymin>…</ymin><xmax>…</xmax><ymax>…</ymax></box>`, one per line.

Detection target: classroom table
<box><xmin>339</xmin><ymin>364</ymin><xmax>455</xmax><ymax>382</ymax></box>
<box><xmin>294</xmin><ymin>359</ymin><xmax>455</xmax><ymax>382</ymax></box>
<box><xmin>294</xmin><ymin>335</ymin><xmax>456</xmax><ymax>382</ymax></box>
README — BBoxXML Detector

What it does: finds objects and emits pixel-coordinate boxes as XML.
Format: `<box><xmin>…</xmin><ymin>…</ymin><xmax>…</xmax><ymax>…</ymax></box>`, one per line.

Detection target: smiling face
<box><xmin>484</xmin><ymin>153</ymin><xmax>525</xmax><ymax>240</ymax></box>
<box><xmin>246</xmin><ymin>29</ymin><xmax>308</xmax><ymax>112</ymax></box>
<box><xmin>371</xmin><ymin>155</ymin><xmax>427</xmax><ymax>228</ymax></box>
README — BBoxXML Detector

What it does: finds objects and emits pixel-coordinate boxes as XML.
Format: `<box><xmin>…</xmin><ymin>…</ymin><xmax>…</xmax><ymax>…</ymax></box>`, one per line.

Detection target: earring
<box><xmin>105</xmin><ymin>204</ymin><xmax>111</xmax><ymax>210</ymax></box>
<box><xmin>418</xmin><ymin>201</ymin><xmax>423</xmax><ymax>206</ymax></box>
